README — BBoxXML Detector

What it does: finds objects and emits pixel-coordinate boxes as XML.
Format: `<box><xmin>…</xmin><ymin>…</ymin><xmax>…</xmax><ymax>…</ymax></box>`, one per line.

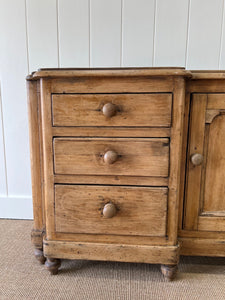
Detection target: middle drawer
<box><xmin>53</xmin><ymin>138</ymin><xmax>169</xmax><ymax>177</ymax></box>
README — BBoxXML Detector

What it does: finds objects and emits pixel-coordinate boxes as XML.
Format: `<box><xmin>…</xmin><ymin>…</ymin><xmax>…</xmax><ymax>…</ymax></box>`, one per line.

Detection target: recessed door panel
<box><xmin>184</xmin><ymin>94</ymin><xmax>225</xmax><ymax>231</ymax></box>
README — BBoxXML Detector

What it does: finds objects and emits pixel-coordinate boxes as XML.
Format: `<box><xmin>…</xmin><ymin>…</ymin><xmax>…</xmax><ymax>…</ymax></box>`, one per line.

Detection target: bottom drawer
<box><xmin>55</xmin><ymin>185</ymin><xmax>168</xmax><ymax>237</ymax></box>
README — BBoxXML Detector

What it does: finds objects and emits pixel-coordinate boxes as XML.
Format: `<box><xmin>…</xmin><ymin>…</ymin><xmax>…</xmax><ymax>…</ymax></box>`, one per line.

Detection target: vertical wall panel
<box><xmin>187</xmin><ymin>0</ymin><xmax>223</xmax><ymax>69</ymax></box>
<box><xmin>0</xmin><ymin>0</ymin><xmax>32</xmax><ymax>218</ymax></box>
<box><xmin>90</xmin><ymin>0</ymin><xmax>121</xmax><ymax>67</ymax></box>
<box><xmin>154</xmin><ymin>0</ymin><xmax>189</xmax><ymax>67</ymax></box>
<box><xmin>26</xmin><ymin>0</ymin><xmax>58</xmax><ymax>71</ymax></box>
<box><xmin>0</xmin><ymin>90</ymin><xmax>7</xmax><ymax>196</ymax></box>
<box><xmin>122</xmin><ymin>0</ymin><xmax>155</xmax><ymax>67</ymax></box>
<box><xmin>58</xmin><ymin>0</ymin><xmax>89</xmax><ymax>67</ymax></box>
<box><xmin>219</xmin><ymin>0</ymin><xmax>225</xmax><ymax>69</ymax></box>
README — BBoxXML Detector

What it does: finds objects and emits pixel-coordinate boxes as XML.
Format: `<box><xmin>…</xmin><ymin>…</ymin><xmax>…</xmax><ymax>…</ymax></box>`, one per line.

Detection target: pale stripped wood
<box><xmin>187</xmin><ymin>79</ymin><xmax>225</xmax><ymax>93</ymax></box>
<box><xmin>26</xmin><ymin>68</ymin><xmax>193</xmax><ymax>272</ymax></box>
<box><xmin>205</xmin><ymin>110</ymin><xmax>223</xmax><ymax>123</ymax></box>
<box><xmin>191</xmin><ymin>71</ymin><xmax>225</xmax><ymax>80</ymax></box>
<box><xmin>179</xmin><ymin>229</ymin><xmax>225</xmax><ymax>239</ymax></box>
<box><xmin>52</xmin><ymin>127</ymin><xmax>170</xmax><ymax>137</ymax></box>
<box><xmin>51</xmin><ymin>77</ymin><xmax>174</xmax><ymax>94</ymax></box>
<box><xmin>27</xmin><ymin>67</ymin><xmax>191</xmax><ymax>80</ymax></box>
<box><xmin>43</xmin><ymin>239</ymin><xmax>180</xmax><ymax>265</ymax></box>
<box><xmin>27</xmin><ymin>80</ymin><xmax>44</xmax><ymax>233</ymax></box>
<box><xmin>54</xmin><ymin>232</ymin><xmax>169</xmax><ymax>246</ymax></box>
<box><xmin>178</xmin><ymin>90</ymin><xmax>191</xmax><ymax>230</ymax></box>
<box><xmin>40</xmin><ymin>79</ymin><xmax>55</xmax><ymax>240</ymax></box>
<box><xmin>184</xmin><ymin>94</ymin><xmax>207</xmax><ymax>230</ymax></box>
<box><xmin>54</xmin><ymin>174</ymin><xmax>168</xmax><ymax>186</ymax></box>
<box><xmin>203</xmin><ymin>115</ymin><xmax>225</xmax><ymax>215</ymax></box>
<box><xmin>52</xmin><ymin>93</ymin><xmax>172</xmax><ymax>127</ymax></box>
<box><xmin>167</xmin><ymin>77</ymin><xmax>186</xmax><ymax>244</ymax></box>
<box><xmin>207</xmin><ymin>93</ymin><xmax>225</xmax><ymax>109</ymax></box>
<box><xmin>180</xmin><ymin>237</ymin><xmax>225</xmax><ymax>256</ymax></box>
<box><xmin>55</xmin><ymin>185</ymin><xmax>168</xmax><ymax>237</ymax></box>
<box><xmin>53</xmin><ymin>138</ymin><xmax>169</xmax><ymax>177</ymax></box>
<box><xmin>198</xmin><ymin>216</ymin><xmax>225</xmax><ymax>231</ymax></box>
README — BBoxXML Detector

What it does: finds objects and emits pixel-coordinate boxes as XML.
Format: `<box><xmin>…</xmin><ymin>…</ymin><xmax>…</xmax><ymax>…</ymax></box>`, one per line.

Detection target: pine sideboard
<box><xmin>27</xmin><ymin>68</ymin><xmax>225</xmax><ymax>280</ymax></box>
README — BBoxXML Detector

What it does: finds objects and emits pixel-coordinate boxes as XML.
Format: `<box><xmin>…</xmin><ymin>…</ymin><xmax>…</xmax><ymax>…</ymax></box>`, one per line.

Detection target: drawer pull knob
<box><xmin>104</xmin><ymin>150</ymin><xmax>118</xmax><ymax>164</ymax></box>
<box><xmin>102</xmin><ymin>103</ymin><xmax>117</xmax><ymax>118</ymax></box>
<box><xmin>191</xmin><ymin>153</ymin><xmax>203</xmax><ymax>166</ymax></box>
<box><xmin>103</xmin><ymin>203</ymin><xmax>117</xmax><ymax>218</ymax></box>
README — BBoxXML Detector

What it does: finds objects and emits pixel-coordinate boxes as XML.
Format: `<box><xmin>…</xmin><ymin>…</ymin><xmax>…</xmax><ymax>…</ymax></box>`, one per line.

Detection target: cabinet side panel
<box><xmin>167</xmin><ymin>77</ymin><xmax>186</xmax><ymax>244</ymax></box>
<box><xmin>27</xmin><ymin>80</ymin><xmax>44</xmax><ymax>247</ymax></box>
<box><xmin>40</xmin><ymin>79</ymin><xmax>55</xmax><ymax>240</ymax></box>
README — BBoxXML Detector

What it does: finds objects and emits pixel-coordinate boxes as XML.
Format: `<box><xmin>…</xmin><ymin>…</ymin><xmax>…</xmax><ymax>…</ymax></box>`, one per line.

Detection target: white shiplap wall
<box><xmin>0</xmin><ymin>0</ymin><xmax>225</xmax><ymax>219</ymax></box>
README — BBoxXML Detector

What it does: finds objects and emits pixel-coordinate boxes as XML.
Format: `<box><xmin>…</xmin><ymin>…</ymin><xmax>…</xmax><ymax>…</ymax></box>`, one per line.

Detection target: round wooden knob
<box><xmin>104</xmin><ymin>150</ymin><xmax>118</xmax><ymax>164</ymax></box>
<box><xmin>102</xmin><ymin>103</ymin><xmax>117</xmax><ymax>118</ymax></box>
<box><xmin>191</xmin><ymin>153</ymin><xmax>203</xmax><ymax>166</ymax></box>
<box><xmin>103</xmin><ymin>203</ymin><xmax>117</xmax><ymax>218</ymax></box>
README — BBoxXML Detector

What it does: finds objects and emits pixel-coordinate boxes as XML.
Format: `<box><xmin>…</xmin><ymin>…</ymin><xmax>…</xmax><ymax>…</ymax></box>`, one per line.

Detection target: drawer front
<box><xmin>52</xmin><ymin>93</ymin><xmax>172</xmax><ymax>127</ymax></box>
<box><xmin>55</xmin><ymin>185</ymin><xmax>168</xmax><ymax>237</ymax></box>
<box><xmin>53</xmin><ymin>138</ymin><xmax>169</xmax><ymax>177</ymax></box>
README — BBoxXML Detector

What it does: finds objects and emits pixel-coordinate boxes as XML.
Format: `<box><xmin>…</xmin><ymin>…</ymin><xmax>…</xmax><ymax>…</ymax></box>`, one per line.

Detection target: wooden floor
<box><xmin>1</xmin><ymin>219</ymin><xmax>225</xmax><ymax>300</ymax></box>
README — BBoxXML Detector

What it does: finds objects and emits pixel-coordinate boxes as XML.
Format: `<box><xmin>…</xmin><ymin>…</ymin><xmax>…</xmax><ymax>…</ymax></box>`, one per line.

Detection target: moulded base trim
<box><xmin>43</xmin><ymin>239</ymin><xmax>180</xmax><ymax>265</ymax></box>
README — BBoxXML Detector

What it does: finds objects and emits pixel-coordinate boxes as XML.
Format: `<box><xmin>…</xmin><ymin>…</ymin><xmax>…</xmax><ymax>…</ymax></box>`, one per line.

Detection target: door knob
<box><xmin>191</xmin><ymin>153</ymin><xmax>203</xmax><ymax>166</ymax></box>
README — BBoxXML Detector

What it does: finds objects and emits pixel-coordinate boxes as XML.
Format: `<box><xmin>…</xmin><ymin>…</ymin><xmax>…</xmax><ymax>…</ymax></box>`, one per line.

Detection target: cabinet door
<box><xmin>184</xmin><ymin>94</ymin><xmax>225</xmax><ymax>231</ymax></box>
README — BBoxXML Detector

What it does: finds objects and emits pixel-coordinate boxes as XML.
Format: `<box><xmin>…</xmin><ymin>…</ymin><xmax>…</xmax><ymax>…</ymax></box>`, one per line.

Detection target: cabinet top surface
<box><xmin>26</xmin><ymin>67</ymin><xmax>192</xmax><ymax>80</ymax></box>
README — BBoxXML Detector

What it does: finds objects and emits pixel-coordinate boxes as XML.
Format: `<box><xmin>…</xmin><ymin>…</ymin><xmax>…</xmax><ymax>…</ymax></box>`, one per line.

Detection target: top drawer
<box><xmin>52</xmin><ymin>93</ymin><xmax>172</xmax><ymax>127</ymax></box>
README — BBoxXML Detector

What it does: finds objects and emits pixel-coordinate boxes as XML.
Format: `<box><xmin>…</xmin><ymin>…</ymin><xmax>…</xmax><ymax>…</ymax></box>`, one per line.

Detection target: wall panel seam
<box><xmin>120</xmin><ymin>0</ymin><xmax>123</xmax><ymax>67</ymax></box>
<box><xmin>152</xmin><ymin>0</ymin><xmax>157</xmax><ymax>67</ymax></box>
<box><xmin>24</xmin><ymin>0</ymin><xmax>30</xmax><ymax>73</ymax></box>
<box><xmin>56</xmin><ymin>0</ymin><xmax>60</xmax><ymax>67</ymax></box>
<box><xmin>0</xmin><ymin>85</ymin><xmax>8</xmax><ymax>196</ymax></box>
<box><xmin>219</xmin><ymin>0</ymin><xmax>225</xmax><ymax>69</ymax></box>
<box><xmin>185</xmin><ymin>0</ymin><xmax>191</xmax><ymax>68</ymax></box>
<box><xmin>89</xmin><ymin>0</ymin><xmax>92</xmax><ymax>67</ymax></box>
<box><xmin>88</xmin><ymin>0</ymin><xmax>91</xmax><ymax>67</ymax></box>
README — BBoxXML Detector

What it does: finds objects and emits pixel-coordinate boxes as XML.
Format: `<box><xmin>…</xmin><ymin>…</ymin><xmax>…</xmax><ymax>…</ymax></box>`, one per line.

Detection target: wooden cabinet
<box><xmin>180</xmin><ymin>73</ymin><xmax>225</xmax><ymax>257</ymax></box>
<box><xmin>27</xmin><ymin>68</ymin><xmax>225</xmax><ymax>280</ymax></box>
<box><xmin>27</xmin><ymin>67</ymin><xmax>191</xmax><ymax>280</ymax></box>
<box><xmin>184</xmin><ymin>93</ymin><xmax>225</xmax><ymax>232</ymax></box>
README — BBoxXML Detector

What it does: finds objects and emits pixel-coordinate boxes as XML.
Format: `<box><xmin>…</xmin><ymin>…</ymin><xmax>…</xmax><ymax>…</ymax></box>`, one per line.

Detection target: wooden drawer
<box><xmin>53</xmin><ymin>137</ymin><xmax>169</xmax><ymax>177</ymax></box>
<box><xmin>52</xmin><ymin>93</ymin><xmax>172</xmax><ymax>127</ymax></box>
<box><xmin>55</xmin><ymin>185</ymin><xmax>168</xmax><ymax>237</ymax></box>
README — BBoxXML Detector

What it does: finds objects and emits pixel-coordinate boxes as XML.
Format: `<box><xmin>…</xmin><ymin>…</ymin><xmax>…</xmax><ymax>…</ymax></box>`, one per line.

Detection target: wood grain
<box><xmin>51</xmin><ymin>77</ymin><xmax>174</xmax><ymax>94</ymax></box>
<box><xmin>52</xmin><ymin>93</ymin><xmax>172</xmax><ymax>127</ymax></box>
<box><xmin>52</xmin><ymin>127</ymin><xmax>171</xmax><ymax>138</ymax></box>
<box><xmin>54</xmin><ymin>174</ymin><xmax>168</xmax><ymax>186</ymax></box>
<box><xmin>54</xmin><ymin>232</ymin><xmax>169</xmax><ymax>246</ymax></box>
<box><xmin>53</xmin><ymin>138</ymin><xmax>169</xmax><ymax>177</ymax></box>
<box><xmin>27</xmin><ymin>68</ymin><xmax>193</xmax><ymax>275</ymax></box>
<box><xmin>40</xmin><ymin>79</ymin><xmax>55</xmax><ymax>240</ymax></box>
<box><xmin>180</xmin><ymin>237</ymin><xmax>225</xmax><ymax>256</ymax></box>
<box><xmin>207</xmin><ymin>93</ymin><xmax>225</xmax><ymax>109</ymax></box>
<box><xmin>43</xmin><ymin>239</ymin><xmax>180</xmax><ymax>265</ymax></box>
<box><xmin>167</xmin><ymin>77</ymin><xmax>186</xmax><ymax>244</ymax></box>
<box><xmin>27</xmin><ymin>80</ymin><xmax>43</xmax><ymax>231</ymax></box>
<box><xmin>55</xmin><ymin>185</ymin><xmax>168</xmax><ymax>237</ymax></box>
<box><xmin>203</xmin><ymin>115</ymin><xmax>225</xmax><ymax>214</ymax></box>
<box><xmin>183</xmin><ymin>94</ymin><xmax>207</xmax><ymax>230</ymax></box>
<box><xmin>198</xmin><ymin>216</ymin><xmax>225</xmax><ymax>232</ymax></box>
<box><xmin>27</xmin><ymin>67</ymin><xmax>191</xmax><ymax>80</ymax></box>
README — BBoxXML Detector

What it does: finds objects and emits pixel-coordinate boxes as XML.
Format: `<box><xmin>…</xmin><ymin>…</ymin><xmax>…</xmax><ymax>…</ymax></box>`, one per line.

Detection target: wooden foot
<box><xmin>34</xmin><ymin>248</ymin><xmax>46</xmax><ymax>264</ymax></box>
<box><xmin>161</xmin><ymin>264</ymin><xmax>178</xmax><ymax>281</ymax></box>
<box><xmin>45</xmin><ymin>258</ymin><xmax>61</xmax><ymax>275</ymax></box>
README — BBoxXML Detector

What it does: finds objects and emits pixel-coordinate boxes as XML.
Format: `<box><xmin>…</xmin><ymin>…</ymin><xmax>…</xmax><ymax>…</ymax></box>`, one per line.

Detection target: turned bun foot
<box><xmin>161</xmin><ymin>264</ymin><xmax>178</xmax><ymax>281</ymax></box>
<box><xmin>45</xmin><ymin>258</ymin><xmax>61</xmax><ymax>275</ymax></box>
<box><xmin>34</xmin><ymin>248</ymin><xmax>46</xmax><ymax>264</ymax></box>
